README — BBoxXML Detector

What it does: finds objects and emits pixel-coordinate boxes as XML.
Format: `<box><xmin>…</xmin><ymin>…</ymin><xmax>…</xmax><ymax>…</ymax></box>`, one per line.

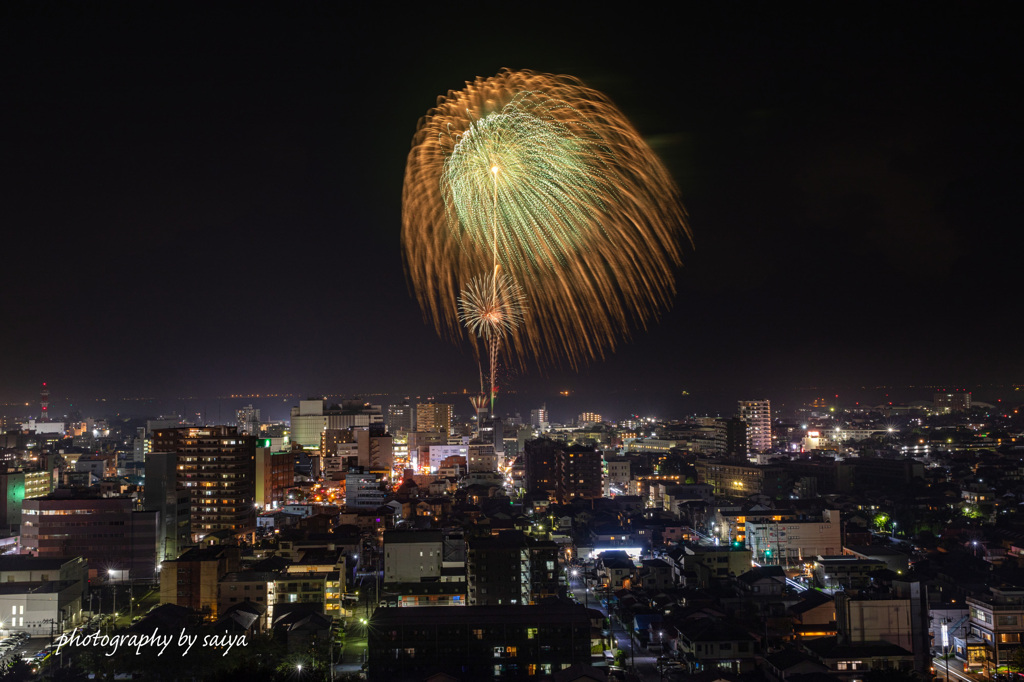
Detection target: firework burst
<box><xmin>402</xmin><ymin>68</ymin><xmax>690</xmax><ymax>368</ymax></box>
<box><xmin>458</xmin><ymin>270</ymin><xmax>526</xmax><ymax>413</ymax></box>
<box><xmin>458</xmin><ymin>271</ymin><xmax>527</xmax><ymax>340</ymax></box>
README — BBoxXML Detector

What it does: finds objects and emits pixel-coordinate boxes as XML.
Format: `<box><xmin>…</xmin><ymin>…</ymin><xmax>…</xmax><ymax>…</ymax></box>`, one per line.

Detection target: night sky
<box><xmin>1</xmin><ymin>6</ymin><xmax>1019</xmax><ymax>418</ymax></box>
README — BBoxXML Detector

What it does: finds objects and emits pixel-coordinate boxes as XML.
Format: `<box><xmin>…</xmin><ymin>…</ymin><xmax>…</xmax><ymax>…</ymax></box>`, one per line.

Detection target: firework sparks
<box><xmin>402</xmin><ymin>68</ymin><xmax>691</xmax><ymax>368</ymax></box>
<box><xmin>458</xmin><ymin>271</ymin><xmax>527</xmax><ymax>340</ymax></box>
<box><xmin>458</xmin><ymin>271</ymin><xmax>526</xmax><ymax>414</ymax></box>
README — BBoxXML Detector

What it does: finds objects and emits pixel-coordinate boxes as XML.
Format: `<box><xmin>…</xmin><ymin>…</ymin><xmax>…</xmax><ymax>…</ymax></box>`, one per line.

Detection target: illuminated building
<box><xmin>289</xmin><ymin>399</ymin><xmax>384</xmax><ymax>448</ymax></box>
<box><xmin>577</xmin><ymin>412</ymin><xmax>601</xmax><ymax>425</ymax></box>
<box><xmin>0</xmin><ymin>471</ymin><xmax>25</xmax><ymax>534</ymax></box>
<box><xmin>24</xmin><ymin>469</ymin><xmax>53</xmax><ymax>499</ymax></box>
<box><xmin>236</xmin><ymin>404</ymin><xmax>261</xmax><ymax>435</ymax></box>
<box><xmin>415</xmin><ymin>403</ymin><xmax>453</xmax><ymax>435</ymax></box>
<box><xmin>934</xmin><ymin>391</ymin><xmax>971</xmax><ymax>413</ymax></box>
<box><xmin>557</xmin><ymin>445</ymin><xmax>602</xmax><ymax>503</ymax></box>
<box><xmin>159</xmin><ymin>544</ymin><xmax>241</xmax><ymax>620</ymax></box>
<box><xmin>255</xmin><ymin>441</ymin><xmax>293</xmax><ymax>508</ymax></box>
<box><xmin>746</xmin><ymin>510</ymin><xmax>841</xmax><ymax>565</ymax></box>
<box><xmin>737</xmin><ymin>399</ymin><xmax>771</xmax><ymax>454</ymax></box>
<box><xmin>151</xmin><ymin>426</ymin><xmax>257</xmax><ymax>540</ymax></box>
<box><xmin>530</xmin><ymin>404</ymin><xmax>548</xmax><ymax>430</ymax></box>
<box><xmin>21</xmin><ymin>493</ymin><xmax>159</xmax><ymax>580</ymax></box>
<box><xmin>385</xmin><ymin>401</ymin><xmax>413</xmax><ymax>434</ymax></box>
<box><xmin>694</xmin><ymin>458</ymin><xmax>791</xmax><ymax>498</ymax></box>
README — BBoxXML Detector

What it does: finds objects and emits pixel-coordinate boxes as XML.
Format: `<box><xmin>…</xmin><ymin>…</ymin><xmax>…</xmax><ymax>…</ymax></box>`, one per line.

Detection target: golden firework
<box><xmin>402</xmin><ymin>68</ymin><xmax>690</xmax><ymax>368</ymax></box>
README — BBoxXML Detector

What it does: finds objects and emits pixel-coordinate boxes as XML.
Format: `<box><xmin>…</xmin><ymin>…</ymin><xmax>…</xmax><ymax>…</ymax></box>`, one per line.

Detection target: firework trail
<box><xmin>402</xmin><ymin>68</ymin><xmax>690</xmax><ymax>368</ymax></box>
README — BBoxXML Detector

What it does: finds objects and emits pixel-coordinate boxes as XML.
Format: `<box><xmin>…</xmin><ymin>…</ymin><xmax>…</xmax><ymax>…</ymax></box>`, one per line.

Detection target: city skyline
<box><xmin>1</xmin><ymin>7</ymin><xmax>1019</xmax><ymax>408</ymax></box>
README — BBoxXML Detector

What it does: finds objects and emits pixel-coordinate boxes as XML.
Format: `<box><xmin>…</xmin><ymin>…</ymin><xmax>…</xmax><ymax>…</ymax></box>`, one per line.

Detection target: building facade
<box><xmin>151</xmin><ymin>426</ymin><xmax>257</xmax><ymax>540</ymax></box>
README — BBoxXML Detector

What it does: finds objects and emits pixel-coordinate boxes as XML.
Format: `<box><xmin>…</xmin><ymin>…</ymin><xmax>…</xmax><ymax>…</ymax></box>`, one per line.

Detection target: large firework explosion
<box><xmin>402</xmin><ymin>68</ymin><xmax>690</xmax><ymax>370</ymax></box>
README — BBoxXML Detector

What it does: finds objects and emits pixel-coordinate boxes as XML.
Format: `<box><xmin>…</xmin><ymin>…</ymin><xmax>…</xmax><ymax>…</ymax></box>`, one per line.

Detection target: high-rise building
<box><xmin>143</xmin><ymin>451</ymin><xmax>192</xmax><ymax>562</ymax></box>
<box><xmin>523</xmin><ymin>439</ymin><xmax>560</xmax><ymax>497</ymax></box>
<box><xmin>738</xmin><ymin>400</ymin><xmax>771</xmax><ymax>454</ymax></box>
<box><xmin>385</xmin><ymin>402</ymin><xmax>413</xmax><ymax>434</ymax></box>
<box><xmin>578</xmin><ymin>412</ymin><xmax>602</xmax><ymax>425</ymax></box>
<box><xmin>255</xmin><ymin>442</ymin><xmax>293</xmax><ymax>509</ymax></box>
<box><xmin>151</xmin><ymin>426</ymin><xmax>257</xmax><ymax>541</ymax></box>
<box><xmin>557</xmin><ymin>445</ymin><xmax>603</xmax><ymax>503</ymax></box>
<box><xmin>530</xmin><ymin>404</ymin><xmax>549</xmax><ymax>430</ymax></box>
<box><xmin>236</xmin><ymin>405</ymin><xmax>261</xmax><ymax>435</ymax></box>
<box><xmin>0</xmin><ymin>472</ymin><xmax>25</xmax><ymax>535</ymax></box>
<box><xmin>725</xmin><ymin>416</ymin><xmax>748</xmax><ymax>458</ymax></box>
<box><xmin>523</xmin><ymin>440</ymin><xmax>602</xmax><ymax>503</ymax></box>
<box><xmin>416</xmin><ymin>403</ymin><xmax>453</xmax><ymax>435</ymax></box>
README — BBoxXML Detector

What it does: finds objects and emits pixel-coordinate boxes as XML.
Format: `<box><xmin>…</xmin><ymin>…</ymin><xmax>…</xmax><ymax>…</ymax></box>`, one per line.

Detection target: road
<box><xmin>933</xmin><ymin>656</ymin><xmax>985</xmax><ymax>682</ymax></box>
<box><xmin>567</xmin><ymin>573</ymin><xmax>662</xmax><ymax>682</ymax></box>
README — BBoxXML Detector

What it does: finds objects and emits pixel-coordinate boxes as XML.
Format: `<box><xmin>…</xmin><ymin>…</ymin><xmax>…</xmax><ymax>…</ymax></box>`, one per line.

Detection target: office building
<box><xmin>345</xmin><ymin>467</ymin><xmax>386</xmax><ymax>509</ymax></box>
<box><xmin>746</xmin><ymin>510</ymin><xmax>841</xmax><ymax>565</ymax></box>
<box><xmin>21</xmin><ymin>493</ymin><xmax>160</xmax><ymax>580</ymax></box>
<box><xmin>385</xmin><ymin>402</ymin><xmax>414</xmax><ymax>435</ymax></box>
<box><xmin>289</xmin><ymin>399</ymin><xmax>384</xmax><ymax>449</ymax></box>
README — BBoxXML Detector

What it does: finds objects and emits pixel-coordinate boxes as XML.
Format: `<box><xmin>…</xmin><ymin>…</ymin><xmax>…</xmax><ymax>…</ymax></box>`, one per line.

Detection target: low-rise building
<box><xmin>367</xmin><ymin>603</ymin><xmax>590</xmax><ymax>681</ymax></box>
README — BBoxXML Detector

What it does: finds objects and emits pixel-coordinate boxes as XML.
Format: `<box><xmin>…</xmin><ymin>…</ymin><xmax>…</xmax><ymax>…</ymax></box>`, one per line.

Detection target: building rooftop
<box><xmin>0</xmin><ymin>556</ymin><xmax>81</xmax><ymax>571</ymax></box>
<box><xmin>370</xmin><ymin>603</ymin><xmax>589</xmax><ymax>627</ymax></box>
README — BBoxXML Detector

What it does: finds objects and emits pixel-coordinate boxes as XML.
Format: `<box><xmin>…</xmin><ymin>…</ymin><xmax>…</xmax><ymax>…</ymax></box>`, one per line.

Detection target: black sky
<box><xmin>1</xmin><ymin>6</ymin><xmax>1020</xmax><ymax>414</ymax></box>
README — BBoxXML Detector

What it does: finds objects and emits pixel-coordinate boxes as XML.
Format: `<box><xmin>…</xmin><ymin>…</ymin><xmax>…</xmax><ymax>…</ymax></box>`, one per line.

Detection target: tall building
<box><xmin>523</xmin><ymin>439</ymin><xmax>560</xmax><ymax>497</ymax></box>
<box><xmin>385</xmin><ymin>402</ymin><xmax>413</xmax><ymax>434</ymax></box>
<box><xmin>151</xmin><ymin>426</ymin><xmax>257</xmax><ymax>540</ymax></box>
<box><xmin>236</xmin><ymin>404</ymin><xmax>261</xmax><ymax>435</ymax></box>
<box><xmin>557</xmin><ymin>445</ymin><xmax>603</xmax><ymax>503</ymax></box>
<box><xmin>530</xmin><ymin>404</ymin><xmax>549</xmax><ymax>430</ymax></box>
<box><xmin>523</xmin><ymin>440</ymin><xmax>602</xmax><ymax>503</ymax></box>
<box><xmin>725</xmin><ymin>416</ymin><xmax>748</xmax><ymax>458</ymax></box>
<box><xmin>738</xmin><ymin>400</ymin><xmax>771</xmax><ymax>454</ymax></box>
<box><xmin>416</xmin><ymin>403</ymin><xmax>453</xmax><ymax>435</ymax></box>
<box><xmin>143</xmin><ymin>451</ymin><xmax>191</xmax><ymax>562</ymax></box>
<box><xmin>1</xmin><ymin>471</ymin><xmax>25</xmax><ymax>535</ymax></box>
<box><xmin>255</xmin><ymin>442</ymin><xmax>293</xmax><ymax>508</ymax></box>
